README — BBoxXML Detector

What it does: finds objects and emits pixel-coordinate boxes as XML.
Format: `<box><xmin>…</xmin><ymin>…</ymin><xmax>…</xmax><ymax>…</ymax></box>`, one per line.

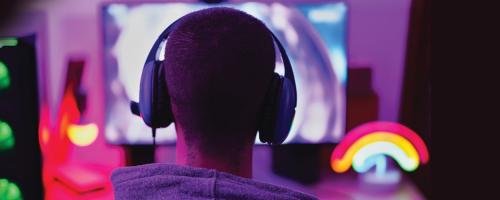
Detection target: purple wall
<box><xmin>347</xmin><ymin>0</ymin><xmax>412</xmax><ymax>121</ymax></box>
<box><xmin>18</xmin><ymin>0</ymin><xmax>411</xmax><ymax>127</ymax></box>
<box><xmin>26</xmin><ymin>0</ymin><xmax>412</xmax><ymax>124</ymax></box>
<box><xmin>3</xmin><ymin>0</ymin><xmax>412</xmax><ymax>165</ymax></box>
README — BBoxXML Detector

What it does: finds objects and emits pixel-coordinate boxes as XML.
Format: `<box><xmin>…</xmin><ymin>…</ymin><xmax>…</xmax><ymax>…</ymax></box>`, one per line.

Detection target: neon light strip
<box><xmin>0</xmin><ymin>61</ymin><xmax>11</xmax><ymax>90</ymax></box>
<box><xmin>331</xmin><ymin>132</ymin><xmax>419</xmax><ymax>173</ymax></box>
<box><xmin>0</xmin><ymin>120</ymin><xmax>15</xmax><ymax>151</ymax></box>
<box><xmin>352</xmin><ymin>142</ymin><xmax>419</xmax><ymax>172</ymax></box>
<box><xmin>0</xmin><ymin>178</ymin><xmax>23</xmax><ymax>199</ymax></box>
<box><xmin>0</xmin><ymin>38</ymin><xmax>18</xmax><ymax>48</ymax></box>
<box><xmin>331</xmin><ymin>121</ymin><xmax>429</xmax><ymax>164</ymax></box>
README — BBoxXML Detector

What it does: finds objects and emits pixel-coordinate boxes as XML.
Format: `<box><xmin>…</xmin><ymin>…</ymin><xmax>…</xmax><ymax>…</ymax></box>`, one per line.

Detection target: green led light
<box><xmin>0</xmin><ymin>61</ymin><xmax>10</xmax><ymax>90</ymax></box>
<box><xmin>0</xmin><ymin>120</ymin><xmax>15</xmax><ymax>151</ymax></box>
<box><xmin>0</xmin><ymin>38</ymin><xmax>18</xmax><ymax>48</ymax></box>
<box><xmin>0</xmin><ymin>179</ymin><xmax>23</xmax><ymax>200</ymax></box>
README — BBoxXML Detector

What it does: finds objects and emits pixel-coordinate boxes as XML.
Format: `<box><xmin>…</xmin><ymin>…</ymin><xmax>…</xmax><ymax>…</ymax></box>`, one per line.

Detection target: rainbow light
<box><xmin>331</xmin><ymin>121</ymin><xmax>429</xmax><ymax>173</ymax></box>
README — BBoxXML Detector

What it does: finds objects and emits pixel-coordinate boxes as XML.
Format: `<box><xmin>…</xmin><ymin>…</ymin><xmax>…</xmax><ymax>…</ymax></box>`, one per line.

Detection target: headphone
<box><xmin>130</xmin><ymin>14</ymin><xmax>297</xmax><ymax>145</ymax></box>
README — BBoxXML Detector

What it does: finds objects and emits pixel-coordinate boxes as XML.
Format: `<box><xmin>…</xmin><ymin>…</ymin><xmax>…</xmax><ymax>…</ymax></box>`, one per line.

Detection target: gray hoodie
<box><xmin>111</xmin><ymin>163</ymin><xmax>318</xmax><ymax>200</ymax></box>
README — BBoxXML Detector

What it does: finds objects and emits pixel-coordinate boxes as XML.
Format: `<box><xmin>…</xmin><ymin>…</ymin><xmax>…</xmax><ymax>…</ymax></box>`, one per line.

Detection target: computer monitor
<box><xmin>102</xmin><ymin>2</ymin><xmax>347</xmax><ymax>145</ymax></box>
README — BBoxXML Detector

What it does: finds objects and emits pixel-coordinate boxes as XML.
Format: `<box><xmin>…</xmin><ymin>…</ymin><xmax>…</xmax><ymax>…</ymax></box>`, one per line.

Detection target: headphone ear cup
<box><xmin>258</xmin><ymin>73</ymin><xmax>296</xmax><ymax>145</ymax></box>
<box><xmin>139</xmin><ymin>61</ymin><xmax>173</xmax><ymax>128</ymax></box>
<box><xmin>139</xmin><ymin>61</ymin><xmax>157</xmax><ymax>127</ymax></box>
<box><xmin>272</xmin><ymin>77</ymin><xmax>296</xmax><ymax>144</ymax></box>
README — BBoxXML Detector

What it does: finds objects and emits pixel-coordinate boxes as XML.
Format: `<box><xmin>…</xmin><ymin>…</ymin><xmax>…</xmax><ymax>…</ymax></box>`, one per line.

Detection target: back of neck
<box><xmin>175</xmin><ymin>133</ymin><xmax>253</xmax><ymax>178</ymax></box>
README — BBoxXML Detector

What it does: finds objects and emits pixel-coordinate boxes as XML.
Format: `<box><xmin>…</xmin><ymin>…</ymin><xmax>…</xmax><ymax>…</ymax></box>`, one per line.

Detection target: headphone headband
<box><xmin>144</xmin><ymin>18</ymin><xmax>297</xmax><ymax>106</ymax></box>
<box><xmin>270</xmin><ymin>33</ymin><xmax>297</xmax><ymax>106</ymax></box>
<box><xmin>145</xmin><ymin>19</ymin><xmax>180</xmax><ymax>63</ymax></box>
<box><xmin>134</xmin><ymin>11</ymin><xmax>298</xmax><ymax>145</ymax></box>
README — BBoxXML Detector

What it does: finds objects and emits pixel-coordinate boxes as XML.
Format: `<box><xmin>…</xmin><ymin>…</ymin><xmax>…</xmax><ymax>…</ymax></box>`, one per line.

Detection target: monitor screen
<box><xmin>102</xmin><ymin>2</ymin><xmax>347</xmax><ymax>145</ymax></box>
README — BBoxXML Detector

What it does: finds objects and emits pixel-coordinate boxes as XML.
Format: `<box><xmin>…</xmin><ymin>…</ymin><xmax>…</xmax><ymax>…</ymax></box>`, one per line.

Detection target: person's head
<box><xmin>164</xmin><ymin>8</ymin><xmax>275</xmax><ymax>159</ymax></box>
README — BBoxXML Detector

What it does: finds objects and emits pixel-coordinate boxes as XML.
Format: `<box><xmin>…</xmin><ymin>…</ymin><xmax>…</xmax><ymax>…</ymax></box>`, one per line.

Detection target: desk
<box><xmin>252</xmin><ymin>146</ymin><xmax>426</xmax><ymax>200</ymax></box>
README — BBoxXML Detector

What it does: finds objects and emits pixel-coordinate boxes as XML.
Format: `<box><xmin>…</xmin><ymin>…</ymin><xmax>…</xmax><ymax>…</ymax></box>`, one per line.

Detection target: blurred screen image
<box><xmin>102</xmin><ymin>2</ymin><xmax>348</xmax><ymax>145</ymax></box>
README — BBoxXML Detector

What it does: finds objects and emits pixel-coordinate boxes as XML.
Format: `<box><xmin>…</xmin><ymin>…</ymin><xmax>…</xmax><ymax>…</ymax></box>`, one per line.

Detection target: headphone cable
<box><xmin>152</xmin><ymin>128</ymin><xmax>156</xmax><ymax>147</ymax></box>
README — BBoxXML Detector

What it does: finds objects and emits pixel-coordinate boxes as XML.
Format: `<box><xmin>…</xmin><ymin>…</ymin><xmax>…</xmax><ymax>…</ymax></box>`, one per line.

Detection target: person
<box><xmin>111</xmin><ymin>7</ymin><xmax>318</xmax><ymax>200</ymax></box>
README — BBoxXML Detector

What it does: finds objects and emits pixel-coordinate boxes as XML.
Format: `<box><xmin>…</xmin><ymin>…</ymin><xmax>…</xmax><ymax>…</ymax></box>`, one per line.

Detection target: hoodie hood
<box><xmin>111</xmin><ymin>163</ymin><xmax>318</xmax><ymax>200</ymax></box>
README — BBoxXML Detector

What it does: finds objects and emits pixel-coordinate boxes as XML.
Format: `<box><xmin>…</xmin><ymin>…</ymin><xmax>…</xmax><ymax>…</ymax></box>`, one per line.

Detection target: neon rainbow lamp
<box><xmin>330</xmin><ymin>121</ymin><xmax>429</xmax><ymax>185</ymax></box>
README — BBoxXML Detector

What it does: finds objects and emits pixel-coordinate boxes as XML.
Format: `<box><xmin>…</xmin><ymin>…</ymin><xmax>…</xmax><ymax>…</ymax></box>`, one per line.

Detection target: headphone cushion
<box><xmin>258</xmin><ymin>73</ymin><xmax>282</xmax><ymax>143</ymax></box>
<box><xmin>139</xmin><ymin>61</ymin><xmax>156</xmax><ymax>127</ymax></box>
<box><xmin>139</xmin><ymin>61</ymin><xmax>173</xmax><ymax>128</ymax></box>
<box><xmin>155</xmin><ymin>62</ymin><xmax>174</xmax><ymax>127</ymax></box>
<box><xmin>273</xmin><ymin>77</ymin><xmax>296</xmax><ymax>144</ymax></box>
<box><xmin>259</xmin><ymin>72</ymin><xmax>298</xmax><ymax>144</ymax></box>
